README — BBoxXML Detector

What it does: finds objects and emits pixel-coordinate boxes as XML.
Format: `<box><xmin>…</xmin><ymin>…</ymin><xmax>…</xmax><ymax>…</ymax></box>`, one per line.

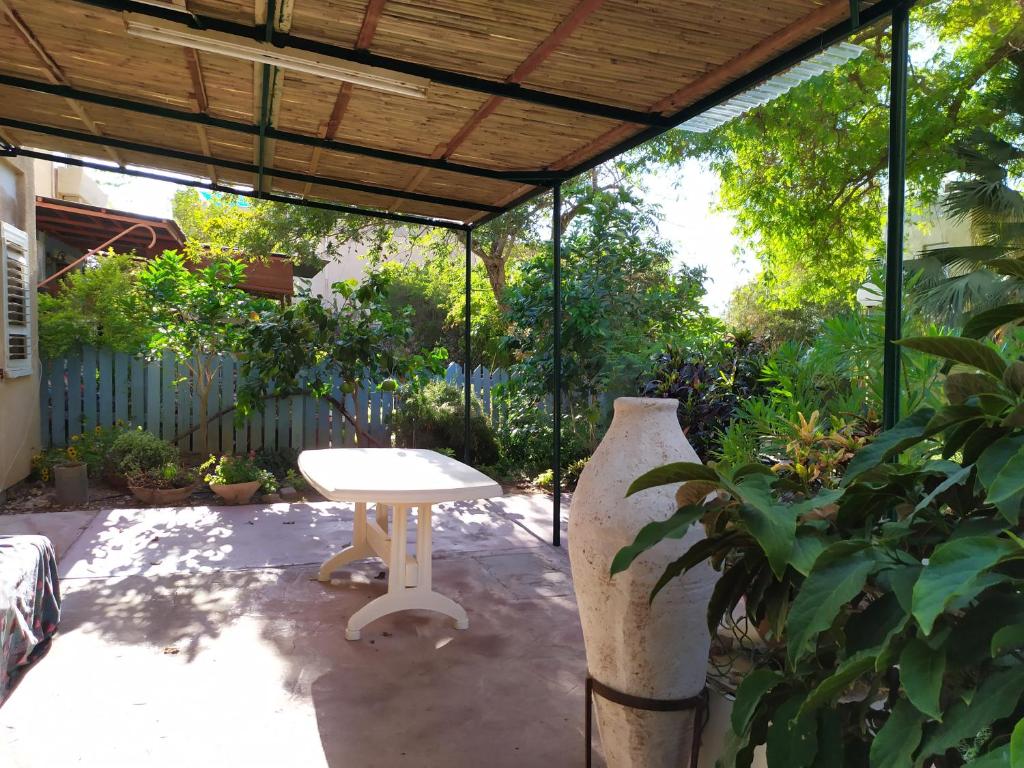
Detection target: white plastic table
<box><xmin>298</xmin><ymin>448</ymin><xmax>503</xmax><ymax>640</ymax></box>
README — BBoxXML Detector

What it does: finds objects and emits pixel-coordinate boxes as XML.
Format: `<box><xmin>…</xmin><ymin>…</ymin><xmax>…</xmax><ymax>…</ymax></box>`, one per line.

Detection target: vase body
<box><xmin>54</xmin><ymin>462</ymin><xmax>88</xmax><ymax>506</ymax></box>
<box><xmin>211</xmin><ymin>481</ymin><xmax>260</xmax><ymax>505</ymax></box>
<box><xmin>569</xmin><ymin>397</ymin><xmax>716</xmax><ymax>768</ymax></box>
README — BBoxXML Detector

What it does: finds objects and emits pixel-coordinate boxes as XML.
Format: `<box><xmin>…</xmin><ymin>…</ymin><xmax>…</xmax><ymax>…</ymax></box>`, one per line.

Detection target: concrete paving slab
<box><xmin>0</xmin><ymin>495</ymin><xmax>601</xmax><ymax>767</ymax></box>
<box><xmin>0</xmin><ymin>509</ymin><xmax>97</xmax><ymax>559</ymax></box>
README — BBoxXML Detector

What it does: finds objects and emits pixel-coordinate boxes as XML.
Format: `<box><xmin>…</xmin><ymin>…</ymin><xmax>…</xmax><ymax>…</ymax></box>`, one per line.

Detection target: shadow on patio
<box><xmin>0</xmin><ymin>495</ymin><xmax>594</xmax><ymax>768</ymax></box>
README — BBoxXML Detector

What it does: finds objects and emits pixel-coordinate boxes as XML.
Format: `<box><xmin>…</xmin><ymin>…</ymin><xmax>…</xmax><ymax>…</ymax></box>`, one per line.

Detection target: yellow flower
<box><xmin>71</xmin><ymin>434</ymin><xmax>80</xmax><ymax>442</ymax></box>
<box><xmin>40</xmin><ymin>469</ymin><xmax>50</xmax><ymax>482</ymax></box>
<box><xmin>66</xmin><ymin>446</ymin><xmax>78</xmax><ymax>460</ymax></box>
<box><xmin>95</xmin><ymin>425</ymin><xmax>103</xmax><ymax>434</ymax></box>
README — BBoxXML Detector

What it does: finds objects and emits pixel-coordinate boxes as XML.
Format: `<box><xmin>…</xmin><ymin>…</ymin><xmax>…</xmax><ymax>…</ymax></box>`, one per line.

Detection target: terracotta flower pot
<box><xmin>128</xmin><ymin>482</ymin><xmax>198</xmax><ymax>506</ymax></box>
<box><xmin>569</xmin><ymin>397</ymin><xmax>717</xmax><ymax>768</ymax></box>
<box><xmin>210</xmin><ymin>481</ymin><xmax>261</xmax><ymax>505</ymax></box>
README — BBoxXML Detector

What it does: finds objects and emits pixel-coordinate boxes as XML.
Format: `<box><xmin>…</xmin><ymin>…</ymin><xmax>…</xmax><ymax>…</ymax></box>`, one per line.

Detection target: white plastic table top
<box><xmin>298</xmin><ymin>448</ymin><xmax>503</xmax><ymax>505</ymax></box>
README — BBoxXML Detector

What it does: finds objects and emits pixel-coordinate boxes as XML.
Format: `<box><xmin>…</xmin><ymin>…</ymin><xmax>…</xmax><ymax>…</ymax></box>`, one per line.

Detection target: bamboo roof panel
<box><xmin>0</xmin><ymin>0</ymin><xmax>882</xmax><ymax>225</ymax></box>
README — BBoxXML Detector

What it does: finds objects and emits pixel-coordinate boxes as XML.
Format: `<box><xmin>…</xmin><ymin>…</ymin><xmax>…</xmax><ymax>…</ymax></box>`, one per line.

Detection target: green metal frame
<box><xmin>552</xmin><ymin>183</ymin><xmax>563</xmax><ymax>547</ymax></box>
<box><xmin>883</xmin><ymin>2</ymin><xmax>911</xmax><ymax>429</ymax></box>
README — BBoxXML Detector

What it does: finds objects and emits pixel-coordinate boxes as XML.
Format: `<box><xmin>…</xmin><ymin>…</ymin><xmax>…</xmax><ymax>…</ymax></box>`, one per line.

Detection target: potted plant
<box><xmin>126</xmin><ymin>462</ymin><xmax>198</xmax><ymax>506</ymax></box>
<box><xmin>107</xmin><ymin>427</ymin><xmax>180</xmax><ymax>490</ymax></box>
<box><xmin>614</xmin><ymin>328</ymin><xmax>1024</xmax><ymax>766</ymax></box>
<box><xmin>53</xmin><ymin>445</ymin><xmax>88</xmax><ymax>506</ymax></box>
<box><xmin>201</xmin><ymin>454</ymin><xmax>277</xmax><ymax>505</ymax></box>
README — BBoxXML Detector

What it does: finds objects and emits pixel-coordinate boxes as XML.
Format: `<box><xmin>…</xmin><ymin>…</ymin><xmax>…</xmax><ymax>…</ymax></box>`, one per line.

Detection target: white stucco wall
<box><xmin>0</xmin><ymin>156</ymin><xmax>39</xmax><ymax>493</ymax></box>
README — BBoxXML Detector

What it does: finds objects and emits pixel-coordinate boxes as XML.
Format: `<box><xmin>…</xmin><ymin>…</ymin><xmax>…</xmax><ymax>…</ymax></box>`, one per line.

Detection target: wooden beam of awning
<box><xmin>70</xmin><ymin>0</ymin><xmax>673</xmax><ymax>128</ymax></box>
<box><xmin>0</xmin><ymin>116</ymin><xmax>503</xmax><ymax>212</ymax></box>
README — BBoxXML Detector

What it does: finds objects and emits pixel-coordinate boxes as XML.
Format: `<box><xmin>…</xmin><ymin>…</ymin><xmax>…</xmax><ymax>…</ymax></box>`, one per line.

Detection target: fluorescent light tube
<box><xmin>123</xmin><ymin>14</ymin><xmax>429</xmax><ymax>99</ymax></box>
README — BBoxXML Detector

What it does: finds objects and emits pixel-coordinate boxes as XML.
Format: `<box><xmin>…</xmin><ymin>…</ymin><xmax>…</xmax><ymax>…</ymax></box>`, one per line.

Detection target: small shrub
<box><xmin>201</xmin><ymin>454</ymin><xmax>277</xmax><ymax>493</ymax></box>
<box><xmin>253</xmin><ymin>447</ymin><xmax>300</xmax><ymax>480</ymax></box>
<box><xmin>494</xmin><ymin>387</ymin><xmax>591</xmax><ymax>481</ymax></box>
<box><xmin>283</xmin><ymin>468</ymin><xmax>309</xmax><ymax>492</ymax></box>
<box><xmin>532</xmin><ymin>457</ymin><xmax>589</xmax><ymax>491</ymax></box>
<box><xmin>32</xmin><ymin>423</ymin><xmax>130</xmax><ymax>482</ymax></box>
<box><xmin>640</xmin><ymin>333</ymin><xmax>769</xmax><ymax>461</ymax></box>
<box><xmin>391</xmin><ymin>381</ymin><xmax>499</xmax><ymax>465</ymax></box>
<box><xmin>126</xmin><ymin>462</ymin><xmax>195</xmax><ymax>489</ymax></box>
<box><xmin>109</xmin><ymin>428</ymin><xmax>179</xmax><ymax>477</ymax></box>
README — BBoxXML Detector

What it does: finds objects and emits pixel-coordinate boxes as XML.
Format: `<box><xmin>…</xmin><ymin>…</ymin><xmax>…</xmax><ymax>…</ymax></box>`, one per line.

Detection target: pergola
<box><xmin>0</xmin><ymin>0</ymin><xmax>912</xmax><ymax>545</ymax></box>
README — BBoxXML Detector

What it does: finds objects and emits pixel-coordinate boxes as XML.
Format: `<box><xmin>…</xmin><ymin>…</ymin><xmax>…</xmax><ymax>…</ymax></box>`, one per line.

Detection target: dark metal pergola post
<box><xmin>464</xmin><ymin>227</ymin><xmax>473</xmax><ymax>464</ymax></box>
<box><xmin>882</xmin><ymin>1</ymin><xmax>910</xmax><ymax>430</ymax></box>
<box><xmin>552</xmin><ymin>183</ymin><xmax>563</xmax><ymax>547</ymax></box>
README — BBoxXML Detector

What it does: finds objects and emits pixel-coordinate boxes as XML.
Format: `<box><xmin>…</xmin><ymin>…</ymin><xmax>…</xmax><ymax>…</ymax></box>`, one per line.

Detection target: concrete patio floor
<box><xmin>0</xmin><ymin>494</ymin><xmax>597</xmax><ymax>767</ymax></box>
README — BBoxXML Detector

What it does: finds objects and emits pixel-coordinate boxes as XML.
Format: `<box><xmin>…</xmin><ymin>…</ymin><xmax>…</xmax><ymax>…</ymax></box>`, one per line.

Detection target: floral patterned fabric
<box><xmin>0</xmin><ymin>535</ymin><xmax>60</xmax><ymax>706</ymax></box>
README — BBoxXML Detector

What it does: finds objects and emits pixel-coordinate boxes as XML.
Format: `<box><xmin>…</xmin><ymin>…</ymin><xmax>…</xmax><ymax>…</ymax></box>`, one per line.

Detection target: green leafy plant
<box><xmin>390</xmin><ymin>380</ymin><xmax>499</xmax><ymax>465</ymax></box>
<box><xmin>200</xmin><ymin>454</ymin><xmax>277</xmax><ymax>493</ymax></box>
<box><xmin>614</xmin><ymin>326</ymin><xmax>1024</xmax><ymax>766</ymax></box>
<box><xmin>126</xmin><ymin>462</ymin><xmax>195</xmax><ymax>490</ymax></box>
<box><xmin>32</xmin><ymin>423</ymin><xmax>129</xmax><ymax>481</ymax></box>
<box><xmin>108</xmin><ymin>427</ymin><xmax>180</xmax><ymax>479</ymax></box>
<box><xmin>140</xmin><ymin>249</ymin><xmax>274</xmax><ymax>450</ymax></box>
<box><xmin>640</xmin><ymin>333</ymin><xmax>769</xmax><ymax>461</ymax></box>
<box><xmin>236</xmin><ymin>271</ymin><xmax>445</xmax><ymax>446</ymax></box>
<box><xmin>38</xmin><ymin>252</ymin><xmax>153</xmax><ymax>357</ymax></box>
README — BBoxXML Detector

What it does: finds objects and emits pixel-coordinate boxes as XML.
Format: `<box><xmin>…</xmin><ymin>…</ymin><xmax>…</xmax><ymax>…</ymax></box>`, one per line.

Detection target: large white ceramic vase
<box><xmin>569</xmin><ymin>397</ymin><xmax>716</xmax><ymax>768</ymax></box>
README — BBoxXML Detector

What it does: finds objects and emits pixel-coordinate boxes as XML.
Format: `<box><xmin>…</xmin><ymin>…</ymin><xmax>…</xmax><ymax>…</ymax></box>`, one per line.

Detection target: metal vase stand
<box><xmin>585</xmin><ymin>675</ymin><xmax>709</xmax><ymax>768</ymax></box>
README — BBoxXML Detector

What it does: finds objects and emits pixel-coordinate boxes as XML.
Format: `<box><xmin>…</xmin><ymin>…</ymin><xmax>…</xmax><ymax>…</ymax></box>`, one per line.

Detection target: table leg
<box><xmin>344</xmin><ymin>502</ymin><xmax>469</xmax><ymax>640</ymax></box>
<box><xmin>318</xmin><ymin>501</ymin><xmax>371</xmax><ymax>583</ymax></box>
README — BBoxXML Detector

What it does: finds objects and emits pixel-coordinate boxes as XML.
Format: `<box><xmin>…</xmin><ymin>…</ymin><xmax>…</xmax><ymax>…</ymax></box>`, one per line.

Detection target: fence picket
<box><xmin>114</xmin><ymin>352</ymin><xmax>129</xmax><ymax>426</ymax></box>
<box><xmin>81</xmin><ymin>346</ymin><xmax>97</xmax><ymax>432</ymax></box>
<box><xmin>48</xmin><ymin>357</ymin><xmax>65</xmax><ymax>447</ymax></box>
<box><xmin>146</xmin><ymin>358</ymin><xmax>161</xmax><ymax>437</ymax></box>
<box><xmin>97</xmin><ymin>348</ymin><xmax>113</xmax><ymax>429</ymax></box>
<box><xmin>42</xmin><ymin>347</ymin><xmax>513</xmax><ymax>454</ymax></box>
<box><xmin>130</xmin><ymin>356</ymin><xmax>144</xmax><ymax>428</ymax></box>
<box><xmin>161</xmin><ymin>350</ymin><xmax>175</xmax><ymax>441</ymax></box>
<box><xmin>65</xmin><ymin>352</ymin><xmax>82</xmax><ymax>440</ymax></box>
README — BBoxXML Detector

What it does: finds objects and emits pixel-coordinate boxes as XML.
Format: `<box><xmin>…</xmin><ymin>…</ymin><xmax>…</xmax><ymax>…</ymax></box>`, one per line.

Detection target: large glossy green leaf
<box><xmin>900</xmin><ymin>638</ymin><xmax>946</xmax><ymax>720</ymax></box>
<box><xmin>897</xmin><ymin>336</ymin><xmax>1006</xmax><ymax>379</ymax></box>
<box><xmin>962</xmin><ymin>305</ymin><xmax>1024</xmax><ymax>337</ymax></box>
<box><xmin>786</xmin><ymin>542</ymin><xmax>879</xmax><ymax>667</ymax></box>
<box><xmin>919</xmin><ymin>666</ymin><xmax>1024</xmax><ymax>759</ymax></box>
<box><xmin>731</xmin><ymin>668</ymin><xmax>785</xmax><ymax>734</ymax></box>
<box><xmin>1011</xmin><ymin>718</ymin><xmax>1024</xmax><ymax>768</ymax></box>
<box><xmin>912</xmin><ymin>536</ymin><xmax>1020</xmax><ymax>634</ymax></box>
<box><xmin>992</xmin><ymin>624</ymin><xmax>1024</xmax><ymax>658</ymax></box>
<box><xmin>987</xmin><ymin>446</ymin><xmax>1024</xmax><ymax>522</ymax></box>
<box><xmin>967</xmin><ymin>745</ymin><xmax>1011</xmax><ymax>768</ymax></box>
<box><xmin>945</xmin><ymin>372</ymin><xmax>1000</xmax><ymax>405</ymax></box>
<box><xmin>767</xmin><ymin>694</ymin><xmax>817</xmax><ymax>768</ymax></box>
<box><xmin>870</xmin><ymin>699</ymin><xmax>924</xmax><ymax>768</ymax></box>
<box><xmin>914</xmin><ymin>465</ymin><xmax>973</xmax><ymax>513</ymax></box>
<box><xmin>610</xmin><ymin>504</ymin><xmax>705</xmax><ymax>575</ymax></box>
<box><xmin>798</xmin><ymin>648</ymin><xmax>878</xmax><ymax>715</ymax></box>
<box><xmin>625</xmin><ymin>462</ymin><xmax>719</xmax><ymax>497</ymax></box>
<box><xmin>978</xmin><ymin>436</ymin><xmax>1024</xmax><ymax>505</ymax></box>
<box><xmin>846</xmin><ymin>591</ymin><xmax>910</xmax><ymax>654</ymax></box>
<box><xmin>842</xmin><ymin>410</ymin><xmax>935</xmax><ymax>486</ymax></box>
<box><xmin>963</xmin><ymin>303</ymin><xmax>1024</xmax><ymax>338</ymax></box>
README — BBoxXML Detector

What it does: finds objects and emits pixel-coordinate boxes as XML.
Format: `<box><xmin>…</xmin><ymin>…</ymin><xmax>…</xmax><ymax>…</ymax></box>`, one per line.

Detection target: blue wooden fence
<box><xmin>39</xmin><ymin>348</ymin><xmax>510</xmax><ymax>453</ymax></box>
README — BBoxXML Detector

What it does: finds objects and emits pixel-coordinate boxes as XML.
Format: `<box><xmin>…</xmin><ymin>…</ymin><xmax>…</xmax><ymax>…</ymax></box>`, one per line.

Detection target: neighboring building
<box><xmin>0</xmin><ymin>156</ymin><xmax>38</xmax><ymax>494</ymax></box>
<box><xmin>309</xmin><ymin>228</ymin><xmax>434</xmax><ymax>300</ymax></box>
<box><xmin>908</xmin><ymin>202</ymin><xmax>975</xmax><ymax>254</ymax></box>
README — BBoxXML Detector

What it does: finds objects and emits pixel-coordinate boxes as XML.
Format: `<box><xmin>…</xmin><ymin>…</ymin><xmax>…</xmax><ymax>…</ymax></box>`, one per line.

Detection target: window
<box><xmin>1</xmin><ymin>222</ymin><xmax>31</xmax><ymax>378</ymax></box>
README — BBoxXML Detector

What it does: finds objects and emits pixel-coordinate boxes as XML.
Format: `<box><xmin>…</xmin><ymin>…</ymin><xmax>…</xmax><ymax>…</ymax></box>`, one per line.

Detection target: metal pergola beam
<box><xmin>0</xmin><ymin>117</ymin><xmax>501</xmax><ymax>213</ymax></box>
<box><xmin>552</xmin><ymin>183</ymin><xmax>563</xmax><ymax>548</ymax></box>
<box><xmin>0</xmin><ymin>74</ymin><xmax>560</xmax><ymax>185</ymax></box>
<box><xmin>464</xmin><ymin>228</ymin><xmax>473</xmax><ymax>465</ymax></box>
<box><xmin>9</xmin><ymin>145</ymin><xmax>467</xmax><ymax>230</ymax></box>
<box><xmin>883</xmin><ymin>1</ymin><xmax>910</xmax><ymax>429</ymax></box>
<box><xmin>71</xmin><ymin>0</ymin><xmax>675</xmax><ymax>128</ymax></box>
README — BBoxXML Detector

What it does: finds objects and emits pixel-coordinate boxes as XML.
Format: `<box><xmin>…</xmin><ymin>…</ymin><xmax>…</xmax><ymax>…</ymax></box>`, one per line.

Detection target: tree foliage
<box><xmin>644</xmin><ymin>0</ymin><xmax>1023</xmax><ymax>315</ymax></box>
<box><xmin>38</xmin><ymin>252</ymin><xmax>152</xmax><ymax>356</ymax></box>
<box><xmin>502</xmin><ymin>185</ymin><xmax>717</xmax><ymax>417</ymax></box>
